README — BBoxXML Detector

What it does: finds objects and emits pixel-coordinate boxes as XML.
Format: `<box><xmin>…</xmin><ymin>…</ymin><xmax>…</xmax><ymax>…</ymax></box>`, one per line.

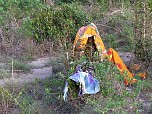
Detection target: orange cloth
<box><xmin>107</xmin><ymin>48</ymin><xmax>137</xmax><ymax>85</ymax></box>
<box><xmin>73</xmin><ymin>23</ymin><xmax>145</xmax><ymax>85</ymax></box>
<box><xmin>73</xmin><ymin>23</ymin><xmax>106</xmax><ymax>60</ymax></box>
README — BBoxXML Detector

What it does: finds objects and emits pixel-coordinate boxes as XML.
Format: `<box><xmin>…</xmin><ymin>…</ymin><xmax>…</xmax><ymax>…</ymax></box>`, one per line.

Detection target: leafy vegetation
<box><xmin>133</xmin><ymin>1</ymin><xmax>152</xmax><ymax>63</ymax></box>
<box><xmin>0</xmin><ymin>0</ymin><xmax>151</xmax><ymax>114</ymax></box>
<box><xmin>30</xmin><ymin>2</ymin><xmax>91</xmax><ymax>47</ymax></box>
<box><xmin>65</xmin><ymin>55</ymin><xmax>151</xmax><ymax>113</ymax></box>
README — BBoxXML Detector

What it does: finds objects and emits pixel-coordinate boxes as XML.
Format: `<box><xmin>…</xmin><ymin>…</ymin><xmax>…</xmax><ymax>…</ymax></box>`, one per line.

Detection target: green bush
<box><xmin>66</xmin><ymin>54</ymin><xmax>150</xmax><ymax>113</ymax></box>
<box><xmin>29</xmin><ymin>2</ymin><xmax>91</xmax><ymax>44</ymax></box>
<box><xmin>0</xmin><ymin>0</ymin><xmax>43</xmax><ymax>26</ymax></box>
<box><xmin>133</xmin><ymin>1</ymin><xmax>152</xmax><ymax>63</ymax></box>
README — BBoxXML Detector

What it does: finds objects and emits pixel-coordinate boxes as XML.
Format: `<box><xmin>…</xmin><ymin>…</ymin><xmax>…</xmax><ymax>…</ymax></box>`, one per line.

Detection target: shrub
<box><xmin>133</xmin><ymin>1</ymin><xmax>152</xmax><ymax>63</ymax></box>
<box><xmin>29</xmin><ymin>2</ymin><xmax>91</xmax><ymax>45</ymax></box>
<box><xmin>0</xmin><ymin>0</ymin><xmax>43</xmax><ymax>26</ymax></box>
<box><xmin>67</xmin><ymin>55</ymin><xmax>148</xmax><ymax>113</ymax></box>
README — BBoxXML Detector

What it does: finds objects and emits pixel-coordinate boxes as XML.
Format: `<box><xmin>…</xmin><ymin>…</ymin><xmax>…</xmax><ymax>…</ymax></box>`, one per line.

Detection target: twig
<box><xmin>106</xmin><ymin>10</ymin><xmax>125</xmax><ymax>16</ymax></box>
<box><xmin>12</xmin><ymin>58</ymin><xmax>14</xmax><ymax>81</ymax></box>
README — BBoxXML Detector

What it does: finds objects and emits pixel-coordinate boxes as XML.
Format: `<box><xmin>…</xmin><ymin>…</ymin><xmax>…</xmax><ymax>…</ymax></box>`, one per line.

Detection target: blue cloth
<box><xmin>63</xmin><ymin>71</ymin><xmax>100</xmax><ymax>101</ymax></box>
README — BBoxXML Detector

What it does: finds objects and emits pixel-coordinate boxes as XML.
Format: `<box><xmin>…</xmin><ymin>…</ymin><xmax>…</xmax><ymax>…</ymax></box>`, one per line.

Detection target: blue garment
<box><xmin>63</xmin><ymin>71</ymin><xmax>100</xmax><ymax>101</ymax></box>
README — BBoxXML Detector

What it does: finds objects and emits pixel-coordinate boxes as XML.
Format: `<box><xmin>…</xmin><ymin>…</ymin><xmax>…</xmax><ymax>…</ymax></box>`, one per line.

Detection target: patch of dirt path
<box><xmin>0</xmin><ymin>52</ymin><xmax>135</xmax><ymax>86</ymax></box>
<box><xmin>0</xmin><ymin>57</ymin><xmax>53</xmax><ymax>86</ymax></box>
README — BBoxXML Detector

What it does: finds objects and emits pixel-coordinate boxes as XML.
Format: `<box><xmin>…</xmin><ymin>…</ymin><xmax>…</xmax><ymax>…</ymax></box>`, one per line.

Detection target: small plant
<box><xmin>12</xmin><ymin>60</ymin><xmax>31</xmax><ymax>72</ymax></box>
<box><xmin>0</xmin><ymin>70</ymin><xmax>10</xmax><ymax>79</ymax></box>
<box><xmin>0</xmin><ymin>85</ymin><xmax>25</xmax><ymax>113</ymax></box>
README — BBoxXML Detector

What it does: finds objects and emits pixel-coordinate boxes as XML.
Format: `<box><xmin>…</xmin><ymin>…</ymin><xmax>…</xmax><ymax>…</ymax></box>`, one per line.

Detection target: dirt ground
<box><xmin>0</xmin><ymin>57</ymin><xmax>53</xmax><ymax>86</ymax></box>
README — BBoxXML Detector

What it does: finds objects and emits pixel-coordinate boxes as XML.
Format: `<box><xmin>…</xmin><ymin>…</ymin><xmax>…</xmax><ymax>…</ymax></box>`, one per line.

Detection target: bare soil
<box><xmin>0</xmin><ymin>57</ymin><xmax>52</xmax><ymax>86</ymax></box>
<box><xmin>0</xmin><ymin>52</ymin><xmax>134</xmax><ymax>86</ymax></box>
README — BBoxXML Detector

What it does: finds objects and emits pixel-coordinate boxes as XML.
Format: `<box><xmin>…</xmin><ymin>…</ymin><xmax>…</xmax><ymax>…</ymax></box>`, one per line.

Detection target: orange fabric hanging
<box><xmin>107</xmin><ymin>48</ymin><xmax>137</xmax><ymax>85</ymax></box>
<box><xmin>73</xmin><ymin>23</ymin><xmax>106</xmax><ymax>60</ymax></box>
<box><xmin>73</xmin><ymin>23</ymin><xmax>146</xmax><ymax>85</ymax></box>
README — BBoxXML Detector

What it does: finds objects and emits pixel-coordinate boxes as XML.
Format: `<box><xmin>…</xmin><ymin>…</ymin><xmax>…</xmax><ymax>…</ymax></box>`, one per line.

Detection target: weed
<box><xmin>0</xmin><ymin>70</ymin><xmax>10</xmax><ymax>79</ymax></box>
<box><xmin>12</xmin><ymin>60</ymin><xmax>31</xmax><ymax>73</ymax></box>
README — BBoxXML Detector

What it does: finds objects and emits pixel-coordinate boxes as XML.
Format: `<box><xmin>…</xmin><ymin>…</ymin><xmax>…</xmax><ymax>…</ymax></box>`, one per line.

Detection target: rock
<box><xmin>118</xmin><ymin>52</ymin><xmax>135</xmax><ymax>66</ymax></box>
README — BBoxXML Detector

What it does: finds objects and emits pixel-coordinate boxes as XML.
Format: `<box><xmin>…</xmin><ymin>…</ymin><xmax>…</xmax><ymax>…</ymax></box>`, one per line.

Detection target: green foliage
<box><xmin>0</xmin><ymin>57</ymin><xmax>11</xmax><ymax>79</ymax></box>
<box><xmin>94</xmin><ymin>61</ymin><xmax>123</xmax><ymax>97</ymax></box>
<box><xmin>0</xmin><ymin>0</ymin><xmax>43</xmax><ymax>26</ymax></box>
<box><xmin>87</xmin><ymin>62</ymin><xmax>144</xmax><ymax>113</ymax></box>
<box><xmin>133</xmin><ymin>1</ymin><xmax>152</xmax><ymax>62</ymax></box>
<box><xmin>149</xmin><ymin>0</ymin><xmax>152</xmax><ymax>11</ymax></box>
<box><xmin>0</xmin><ymin>85</ymin><xmax>25</xmax><ymax>112</ymax></box>
<box><xmin>101</xmin><ymin>14</ymin><xmax>134</xmax><ymax>51</ymax></box>
<box><xmin>97</xmin><ymin>0</ymin><xmax>109</xmax><ymax>13</ymax></box>
<box><xmin>29</xmin><ymin>2</ymin><xmax>91</xmax><ymax>43</ymax></box>
<box><xmin>66</xmin><ymin>55</ymin><xmax>150</xmax><ymax>113</ymax></box>
<box><xmin>0</xmin><ymin>0</ymin><xmax>152</xmax><ymax>113</ymax></box>
<box><xmin>43</xmin><ymin>73</ymin><xmax>65</xmax><ymax>105</ymax></box>
<box><xmin>0</xmin><ymin>70</ymin><xmax>10</xmax><ymax>79</ymax></box>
